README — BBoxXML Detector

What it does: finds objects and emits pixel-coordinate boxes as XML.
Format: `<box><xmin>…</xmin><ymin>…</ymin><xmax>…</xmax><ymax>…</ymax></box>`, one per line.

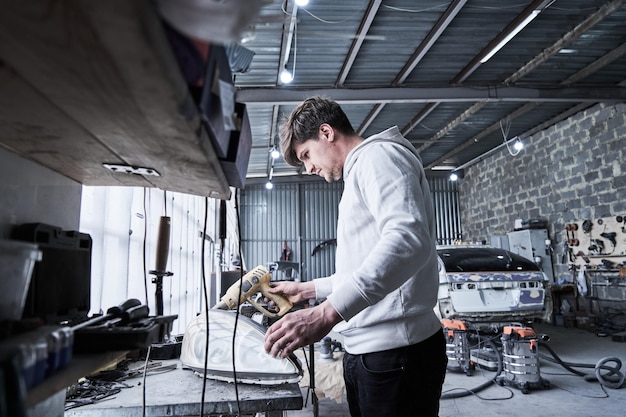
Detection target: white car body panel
<box><xmin>436</xmin><ymin>246</ymin><xmax>552</xmax><ymax>328</ymax></box>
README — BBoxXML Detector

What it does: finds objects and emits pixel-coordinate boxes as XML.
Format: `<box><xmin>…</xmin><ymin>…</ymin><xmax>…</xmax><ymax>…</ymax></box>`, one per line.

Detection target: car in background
<box><xmin>435</xmin><ymin>245</ymin><xmax>552</xmax><ymax>331</ymax></box>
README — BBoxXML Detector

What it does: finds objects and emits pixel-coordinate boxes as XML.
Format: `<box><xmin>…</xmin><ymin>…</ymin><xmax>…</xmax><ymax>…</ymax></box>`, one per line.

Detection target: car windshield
<box><xmin>437</xmin><ymin>247</ymin><xmax>540</xmax><ymax>272</ymax></box>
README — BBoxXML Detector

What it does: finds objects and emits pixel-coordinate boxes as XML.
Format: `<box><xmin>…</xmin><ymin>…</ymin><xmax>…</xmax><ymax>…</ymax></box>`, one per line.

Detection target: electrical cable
<box><xmin>200</xmin><ymin>197</ymin><xmax>210</xmax><ymax>417</ymax></box>
<box><xmin>142</xmin><ymin>188</ymin><xmax>149</xmax><ymax>308</ymax></box>
<box><xmin>141</xmin><ymin>344</ymin><xmax>152</xmax><ymax>417</ymax></box>
<box><xmin>230</xmin><ymin>191</ymin><xmax>243</xmax><ymax>415</ymax></box>
<box><xmin>441</xmin><ymin>335</ymin><xmax>505</xmax><ymax>399</ymax></box>
<box><xmin>500</xmin><ymin>120</ymin><xmax>523</xmax><ymax>156</ymax></box>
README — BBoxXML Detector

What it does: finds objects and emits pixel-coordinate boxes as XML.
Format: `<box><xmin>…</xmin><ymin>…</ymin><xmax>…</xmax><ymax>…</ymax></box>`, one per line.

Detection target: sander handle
<box><xmin>247</xmin><ymin>286</ymin><xmax>293</xmax><ymax>318</ymax></box>
<box><xmin>214</xmin><ymin>265</ymin><xmax>293</xmax><ymax>318</ymax></box>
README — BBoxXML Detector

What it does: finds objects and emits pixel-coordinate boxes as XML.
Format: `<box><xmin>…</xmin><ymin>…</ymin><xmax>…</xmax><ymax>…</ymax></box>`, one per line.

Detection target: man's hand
<box><xmin>265</xmin><ymin>280</ymin><xmax>316</xmax><ymax>310</ymax></box>
<box><xmin>264</xmin><ymin>301</ymin><xmax>342</xmax><ymax>358</ymax></box>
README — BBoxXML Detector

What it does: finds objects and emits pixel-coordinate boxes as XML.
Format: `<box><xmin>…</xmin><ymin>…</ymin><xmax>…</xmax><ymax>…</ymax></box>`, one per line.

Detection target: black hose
<box><xmin>538</xmin><ymin>342</ymin><xmax>586</xmax><ymax>376</ymax></box>
<box><xmin>539</xmin><ymin>341</ymin><xmax>625</xmax><ymax>388</ymax></box>
<box><xmin>441</xmin><ymin>338</ymin><xmax>503</xmax><ymax>399</ymax></box>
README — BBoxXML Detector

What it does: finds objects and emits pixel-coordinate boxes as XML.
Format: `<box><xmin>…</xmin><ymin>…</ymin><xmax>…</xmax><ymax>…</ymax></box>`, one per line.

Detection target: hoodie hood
<box><xmin>343</xmin><ymin>126</ymin><xmax>422</xmax><ymax>179</ymax></box>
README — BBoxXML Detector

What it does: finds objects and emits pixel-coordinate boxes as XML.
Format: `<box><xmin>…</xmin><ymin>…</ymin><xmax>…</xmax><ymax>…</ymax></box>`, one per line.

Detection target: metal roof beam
<box><xmin>237</xmin><ymin>86</ymin><xmax>626</xmax><ymax>105</ymax></box>
<box><xmin>335</xmin><ymin>0</ymin><xmax>382</xmax><ymax>88</ymax></box>
<box><xmin>427</xmin><ymin>39</ymin><xmax>626</xmax><ymax>167</ymax></box>
<box><xmin>357</xmin><ymin>0</ymin><xmax>467</xmax><ymax>134</ymax></box>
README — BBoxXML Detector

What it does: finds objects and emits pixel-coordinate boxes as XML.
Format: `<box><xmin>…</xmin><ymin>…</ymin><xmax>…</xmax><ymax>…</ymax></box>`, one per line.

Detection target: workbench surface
<box><xmin>64</xmin><ymin>360</ymin><xmax>303</xmax><ymax>417</ymax></box>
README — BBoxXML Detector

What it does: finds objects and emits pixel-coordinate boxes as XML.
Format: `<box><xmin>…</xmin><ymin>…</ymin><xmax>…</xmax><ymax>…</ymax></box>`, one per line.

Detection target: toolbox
<box><xmin>73</xmin><ymin>314</ymin><xmax>177</xmax><ymax>353</ymax></box>
<box><xmin>12</xmin><ymin>223</ymin><xmax>178</xmax><ymax>353</ymax></box>
<box><xmin>73</xmin><ymin>320</ymin><xmax>161</xmax><ymax>353</ymax></box>
<box><xmin>12</xmin><ymin>223</ymin><xmax>92</xmax><ymax>325</ymax></box>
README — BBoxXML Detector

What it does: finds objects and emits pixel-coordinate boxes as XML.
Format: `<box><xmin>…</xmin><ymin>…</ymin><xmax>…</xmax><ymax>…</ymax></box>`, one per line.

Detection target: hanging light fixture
<box><xmin>278</xmin><ymin>6</ymin><xmax>298</xmax><ymax>85</ymax></box>
<box><xmin>280</xmin><ymin>66</ymin><xmax>293</xmax><ymax>84</ymax></box>
<box><xmin>270</xmin><ymin>146</ymin><xmax>280</xmax><ymax>159</ymax></box>
<box><xmin>266</xmin><ymin>165</ymin><xmax>275</xmax><ymax>190</ymax></box>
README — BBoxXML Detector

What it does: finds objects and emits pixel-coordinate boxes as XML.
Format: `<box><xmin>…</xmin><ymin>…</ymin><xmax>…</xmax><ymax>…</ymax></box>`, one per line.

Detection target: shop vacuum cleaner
<box><xmin>441</xmin><ymin>319</ymin><xmax>474</xmax><ymax>376</ymax></box>
<box><xmin>495</xmin><ymin>325</ymin><xmax>550</xmax><ymax>394</ymax></box>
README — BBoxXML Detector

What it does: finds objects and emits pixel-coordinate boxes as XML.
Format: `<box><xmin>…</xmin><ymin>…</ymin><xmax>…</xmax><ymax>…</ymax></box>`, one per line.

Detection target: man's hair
<box><xmin>279</xmin><ymin>96</ymin><xmax>355</xmax><ymax>167</ymax></box>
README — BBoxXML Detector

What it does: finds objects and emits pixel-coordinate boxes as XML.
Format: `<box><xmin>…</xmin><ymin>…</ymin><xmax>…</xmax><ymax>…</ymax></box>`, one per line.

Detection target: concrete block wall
<box><xmin>459</xmin><ymin>102</ymin><xmax>626</xmax><ymax>283</ymax></box>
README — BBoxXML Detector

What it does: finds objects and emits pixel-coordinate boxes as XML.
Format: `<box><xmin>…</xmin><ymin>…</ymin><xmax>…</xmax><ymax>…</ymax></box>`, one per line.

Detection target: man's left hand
<box><xmin>264</xmin><ymin>301</ymin><xmax>342</xmax><ymax>358</ymax></box>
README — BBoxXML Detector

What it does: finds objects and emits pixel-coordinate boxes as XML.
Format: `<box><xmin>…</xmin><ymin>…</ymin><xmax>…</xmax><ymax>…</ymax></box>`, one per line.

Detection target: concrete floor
<box><xmin>285</xmin><ymin>322</ymin><xmax>626</xmax><ymax>417</ymax></box>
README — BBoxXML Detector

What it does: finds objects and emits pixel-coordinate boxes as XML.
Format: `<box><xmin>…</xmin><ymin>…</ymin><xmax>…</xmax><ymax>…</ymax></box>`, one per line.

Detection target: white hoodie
<box><xmin>314</xmin><ymin>126</ymin><xmax>442</xmax><ymax>354</ymax></box>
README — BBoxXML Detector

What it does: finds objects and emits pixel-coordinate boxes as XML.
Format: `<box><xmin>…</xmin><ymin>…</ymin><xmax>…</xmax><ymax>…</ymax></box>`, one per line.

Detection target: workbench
<box><xmin>64</xmin><ymin>359</ymin><xmax>303</xmax><ymax>417</ymax></box>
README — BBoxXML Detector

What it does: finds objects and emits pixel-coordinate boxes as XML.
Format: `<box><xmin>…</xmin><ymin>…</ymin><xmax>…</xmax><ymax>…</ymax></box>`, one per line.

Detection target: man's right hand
<box><xmin>265</xmin><ymin>280</ymin><xmax>316</xmax><ymax>310</ymax></box>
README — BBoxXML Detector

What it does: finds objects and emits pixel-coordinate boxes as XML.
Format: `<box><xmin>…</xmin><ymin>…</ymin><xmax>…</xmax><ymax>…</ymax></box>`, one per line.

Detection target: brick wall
<box><xmin>459</xmin><ymin>102</ymin><xmax>626</xmax><ymax>283</ymax></box>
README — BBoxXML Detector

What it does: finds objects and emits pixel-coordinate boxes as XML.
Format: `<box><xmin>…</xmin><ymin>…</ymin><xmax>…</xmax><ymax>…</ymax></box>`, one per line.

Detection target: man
<box><xmin>263</xmin><ymin>96</ymin><xmax>447</xmax><ymax>417</ymax></box>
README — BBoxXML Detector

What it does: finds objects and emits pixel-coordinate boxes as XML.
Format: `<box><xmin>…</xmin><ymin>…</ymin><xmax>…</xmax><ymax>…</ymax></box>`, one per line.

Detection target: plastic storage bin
<box><xmin>0</xmin><ymin>239</ymin><xmax>42</xmax><ymax>321</ymax></box>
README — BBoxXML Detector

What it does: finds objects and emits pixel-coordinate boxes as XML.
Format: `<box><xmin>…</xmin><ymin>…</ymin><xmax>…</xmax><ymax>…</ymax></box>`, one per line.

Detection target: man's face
<box><xmin>294</xmin><ymin>124</ymin><xmax>342</xmax><ymax>183</ymax></box>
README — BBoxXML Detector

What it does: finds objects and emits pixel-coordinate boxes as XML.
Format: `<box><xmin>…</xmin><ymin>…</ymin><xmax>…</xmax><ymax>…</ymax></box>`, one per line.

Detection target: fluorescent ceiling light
<box><xmin>432</xmin><ymin>165</ymin><xmax>457</xmax><ymax>171</ymax></box>
<box><xmin>480</xmin><ymin>10</ymin><xmax>541</xmax><ymax>64</ymax></box>
<box><xmin>295</xmin><ymin>0</ymin><xmax>309</xmax><ymax>6</ymax></box>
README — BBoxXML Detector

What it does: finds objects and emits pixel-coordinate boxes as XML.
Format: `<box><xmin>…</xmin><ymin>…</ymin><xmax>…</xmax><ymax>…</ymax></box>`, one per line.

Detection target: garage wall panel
<box><xmin>240</xmin><ymin>176</ymin><xmax>460</xmax><ymax>282</ymax></box>
<box><xmin>458</xmin><ymin>102</ymin><xmax>626</xmax><ymax>309</ymax></box>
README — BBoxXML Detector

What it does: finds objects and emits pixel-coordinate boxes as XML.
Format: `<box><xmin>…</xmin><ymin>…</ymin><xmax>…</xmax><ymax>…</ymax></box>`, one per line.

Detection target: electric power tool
<box><xmin>213</xmin><ymin>265</ymin><xmax>293</xmax><ymax>318</ymax></box>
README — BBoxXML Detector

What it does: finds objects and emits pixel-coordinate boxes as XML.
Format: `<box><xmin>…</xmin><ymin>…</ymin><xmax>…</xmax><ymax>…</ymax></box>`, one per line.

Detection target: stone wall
<box><xmin>459</xmin><ymin>102</ymin><xmax>626</xmax><ymax>285</ymax></box>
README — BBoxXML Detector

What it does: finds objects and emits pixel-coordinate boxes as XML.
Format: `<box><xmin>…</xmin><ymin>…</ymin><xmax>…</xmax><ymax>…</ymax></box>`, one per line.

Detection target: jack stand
<box><xmin>495</xmin><ymin>325</ymin><xmax>550</xmax><ymax>394</ymax></box>
<box><xmin>442</xmin><ymin>319</ymin><xmax>474</xmax><ymax>376</ymax></box>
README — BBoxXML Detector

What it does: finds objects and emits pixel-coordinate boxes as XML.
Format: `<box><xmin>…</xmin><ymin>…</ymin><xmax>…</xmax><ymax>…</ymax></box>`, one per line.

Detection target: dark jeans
<box><xmin>343</xmin><ymin>329</ymin><xmax>447</xmax><ymax>417</ymax></box>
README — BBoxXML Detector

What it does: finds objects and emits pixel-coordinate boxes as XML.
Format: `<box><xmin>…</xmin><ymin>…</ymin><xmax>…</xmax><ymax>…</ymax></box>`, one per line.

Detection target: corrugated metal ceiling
<box><xmin>232</xmin><ymin>0</ymin><xmax>626</xmax><ymax>185</ymax></box>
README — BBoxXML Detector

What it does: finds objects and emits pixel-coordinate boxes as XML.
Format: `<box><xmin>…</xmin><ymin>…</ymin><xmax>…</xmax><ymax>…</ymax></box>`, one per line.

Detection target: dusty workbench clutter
<box><xmin>64</xmin><ymin>358</ymin><xmax>303</xmax><ymax>416</ymax></box>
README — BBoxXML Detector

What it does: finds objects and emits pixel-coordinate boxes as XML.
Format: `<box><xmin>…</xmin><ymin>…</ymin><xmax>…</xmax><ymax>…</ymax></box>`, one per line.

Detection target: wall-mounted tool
<box><xmin>565</xmin><ymin>223</ymin><xmax>579</xmax><ymax>247</ymax></box>
<box><xmin>213</xmin><ymin>265</ymin><xmax>293</xmax><ymax>318</ymax></box>
<box><xmin>575</xmin><ymin>251</ymin><xmax>590</xmax><ymax>264</ymax></box>
<box><xmin>600</xmin><ymin>232</ymin><xmax>617</xmax><ymax>254</ymax></box>
<box><xmin>588</xmin><ymin>239</ymin><xmax>605</xmax><ymax>255</ymax></box>
<box><xmin>616</xmin><ymin>215</ymin><xmax>626</xmax><ymax>233</ymax></box>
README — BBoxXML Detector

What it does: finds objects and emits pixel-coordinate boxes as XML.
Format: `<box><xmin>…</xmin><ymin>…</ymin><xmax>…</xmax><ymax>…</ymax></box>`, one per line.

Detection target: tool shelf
<box><xmin>26</xmin><ymin>350</ymin><xmax>129</xmax><ymax>407</ymax></box>
<box><xmin>0</xmin><ymin>0</ymin><xmax>230</xmax><ymax>199</ymax></box>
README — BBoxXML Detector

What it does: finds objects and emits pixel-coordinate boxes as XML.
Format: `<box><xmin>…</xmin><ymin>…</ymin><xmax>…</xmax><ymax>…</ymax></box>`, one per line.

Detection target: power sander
<box><xmin>213</xmin><ymin>265</ymin><xmax>293</xmax><ymax>319</ymax></box>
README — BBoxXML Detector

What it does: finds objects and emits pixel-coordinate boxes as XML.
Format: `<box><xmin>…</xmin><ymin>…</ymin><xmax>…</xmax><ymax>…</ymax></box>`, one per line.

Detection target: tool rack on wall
<box><xmin>565</xmin><ymin>215</ymin><xmax>626</xmax><ymax>303</ymax></box>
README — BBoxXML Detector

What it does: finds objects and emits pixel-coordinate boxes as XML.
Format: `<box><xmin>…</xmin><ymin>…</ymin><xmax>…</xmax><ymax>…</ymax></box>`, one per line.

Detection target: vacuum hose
<box><xmin>538</xmin><ymin>341</ymin><xmax>625</xmax><ymax>389</ymax></box>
